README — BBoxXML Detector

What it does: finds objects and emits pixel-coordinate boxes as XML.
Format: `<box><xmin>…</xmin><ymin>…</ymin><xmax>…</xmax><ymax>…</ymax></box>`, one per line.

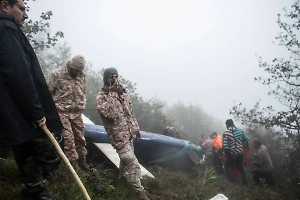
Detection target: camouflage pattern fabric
<box><xmin>10</xmin><ymin>134</ymin><xmax>61</xmax><ymax>193</ymax></box>
<box><xmin>47</xmin><ymin>62</ymin><xmax>87</xmax><ymax>162</ymax></box>
<box><xmin>59</xmin><ymin>113</ymin><xmax>87</xmax><ymax>161</ymax></box>
<box><xmin>118</xmin><ymin>142</ymin><xmax>144</xmax><ymax>192</ymax></box>
<box><xmin>96</xmin><ymin>88</ymin><xmax>144</xmax><ymax>192</ymax></box>
<box><xmin>202</xmin><ymin>138</ymin><xmax>214</xmax><ymax>166</ymax></box>
<box><xmin>47</xmin><ymin>62</ymin><xmax>86</xmax><ymax>118</ymax></box>
<box><xmin>96</xmin><ymin>90</ymin><xmax>139</xmax><ymax>150</ymax></box>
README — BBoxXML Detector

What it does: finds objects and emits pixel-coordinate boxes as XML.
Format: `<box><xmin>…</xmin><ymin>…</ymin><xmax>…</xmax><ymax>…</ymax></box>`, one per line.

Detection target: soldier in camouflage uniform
<box><xmin>47</xmin><ymin>55</ymin><xmax>91</xmax><ymax>171</ymax></box>
<box><xmin>96</xmin><ymin>67</ymin><xmax>149</xmax><ymax>200</ymax></box>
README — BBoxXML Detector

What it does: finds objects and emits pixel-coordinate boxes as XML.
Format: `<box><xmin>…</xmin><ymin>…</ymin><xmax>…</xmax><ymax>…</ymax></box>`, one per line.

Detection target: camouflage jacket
<box><xmin>47</xmin><ymin>62</ymin><xmax>86</xmax><ymax>118</ymax></box>
<box><xmin>96</xmin><ymin>88</ymin><xmax>139</xmax><ymax>150</ymax></box>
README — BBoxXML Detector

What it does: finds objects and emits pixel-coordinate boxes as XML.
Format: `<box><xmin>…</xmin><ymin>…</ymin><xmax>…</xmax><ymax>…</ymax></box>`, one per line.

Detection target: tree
<box><xmin>131</xmin><ymin>97</ymin><xmax>171</xmax><ymax>133</ymax></box>
<box><xmin>231</xmin><ymin>0</ymin><xmax>300</xmax><ymax>144</ymax></box>
<box><xmin>230</xmin><ymin>0</ymin><xmax>300</xmax><ymax>179</ymax></box>
<box><xmin>20</xmin><ymin>1</ymin><xmax>65</xmax><ymax>75</ymax></box>
<box><xmin>166</xmin><ymin>102</ymin><xmax>224</xmax><ymax>143</ymax></box>
<box><xmin>84</xmin><ymin>66</ymin><xmax>103</xmax><ymax>124</ymax></box>
<box><xmin>22</xmin><ymin>1</ymin><xmax>64</xmax><ymax>51</ymax></box>
<box><xmin>38</xmin><ymin>42</ymin><xmax>72</xmax><ymax>76</ymax></box>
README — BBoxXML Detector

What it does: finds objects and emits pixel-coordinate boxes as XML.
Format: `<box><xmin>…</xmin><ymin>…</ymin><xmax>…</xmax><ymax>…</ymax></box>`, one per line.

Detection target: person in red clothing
<box><xmin>231</xmin><ymin>146</ymin><xmax>249</xmax><ymax>182</ymax></box>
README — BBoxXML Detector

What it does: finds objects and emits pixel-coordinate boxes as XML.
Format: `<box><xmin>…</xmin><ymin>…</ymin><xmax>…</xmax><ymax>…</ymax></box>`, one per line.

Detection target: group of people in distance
<box><xmin>199</xmin><ymin>119</ymin><xmax>275</xmax><ymax>186</ymax></box>
<box><xmin>0</xmin><ymin>1</ymin><xmax>149</xmax><ymax>199</ymax></box>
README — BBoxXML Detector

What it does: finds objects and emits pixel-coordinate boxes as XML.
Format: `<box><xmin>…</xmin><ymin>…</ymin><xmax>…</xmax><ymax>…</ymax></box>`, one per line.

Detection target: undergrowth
<box><xmin>0</xmin><ymin>154</ymin><xmax>299</xmax><ymax>200</ymax></box>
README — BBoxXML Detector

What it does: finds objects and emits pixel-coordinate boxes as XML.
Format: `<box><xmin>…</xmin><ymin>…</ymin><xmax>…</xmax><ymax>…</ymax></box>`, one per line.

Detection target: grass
<box><xmin>202</xmin><ymin>167</ymin><xmax>217</xmax><ymax>185</ymax></box>
<box><xmin>0</xmin><ymin>153</ymin><xmax>299</xmax><ymax>200</ymax></box>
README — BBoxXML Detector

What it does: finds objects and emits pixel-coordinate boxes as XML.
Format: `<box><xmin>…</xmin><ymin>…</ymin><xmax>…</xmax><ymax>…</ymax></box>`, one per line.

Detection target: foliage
<box><xmin>166</xmin><ymin>102</ymin><xmax>224</xmax><ymax>144</ymax></box>
<box><xmin>230</xmin><ymin>0</ymin><xmax>300</xmax><ymax>180</ymax></box>
<box><xmin>23</xmin><ymin>1</ymin><xmax>64</xmax><ymax>51</ymax></box>
<box><xmin>84</xmin><ymin>66</ymin><xmax>103</xmax><ymax>125</ymax></box>
<box><xmin>230</xmin><ymin>0</ymin><xmax>300</xmax><ymax>145</ymax></box>
<box><xmin>202</xmin><ymin>167</ymin><xmax>217</xmax><ymax>185</ymax></box>
<box><xmin>19</xmin><ymin>1</ymin><xmax>66</xmax><ymax>76</ymax></box>
<box><xmin>38</xmin><ymin>42</ymin><xmax>72</xmax><ymax>76</ymax></box>
<box><xmin>131</xmin><ymin>97</ymin><xmax>171</xmax><ymax>133</ymax></box>
<box><xmin>2</xmin><ymin>154</ymin><xmax>298</xmax><ymax>200</ymax></box>
<box><xmin>248</xmin><ymin>127</ymin><xmax>300</xmax><ymax>193</ymax></box>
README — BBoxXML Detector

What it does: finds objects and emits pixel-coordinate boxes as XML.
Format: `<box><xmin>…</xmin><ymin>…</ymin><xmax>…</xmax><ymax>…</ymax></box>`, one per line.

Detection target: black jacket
<box><xmin>0</xmin><ymin>14</ymin><xmax>63</xmax><ymax>145</ymax></box>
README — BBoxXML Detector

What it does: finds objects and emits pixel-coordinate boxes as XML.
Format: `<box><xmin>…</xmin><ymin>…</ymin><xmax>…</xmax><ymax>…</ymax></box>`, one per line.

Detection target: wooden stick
<box><xmin>41</xmin><ymin>125</ymin><xmax>91</xmax><ymax>200</ymax></box>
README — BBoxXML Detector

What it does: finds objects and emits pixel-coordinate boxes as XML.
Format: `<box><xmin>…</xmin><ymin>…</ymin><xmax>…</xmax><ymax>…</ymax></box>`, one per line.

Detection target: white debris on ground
<box><xmin>209</xmin><ymin>193</ymin><xmax>228</xmax><ymax>200</ymax></box>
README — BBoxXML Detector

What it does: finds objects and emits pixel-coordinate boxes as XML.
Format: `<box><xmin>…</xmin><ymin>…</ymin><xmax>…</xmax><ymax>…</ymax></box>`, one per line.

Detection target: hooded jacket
<box><xmin>0</xmin><ymin>14</ymin><xmax>63</xmax><ymax>145</ymax></box>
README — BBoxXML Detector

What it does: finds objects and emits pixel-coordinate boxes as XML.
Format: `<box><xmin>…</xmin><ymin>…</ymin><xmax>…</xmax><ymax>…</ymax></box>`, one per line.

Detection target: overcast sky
<box><xmin>28</xmin><ymin>0</ymin><xmax>293</xmax><ymax>122</ymax></box>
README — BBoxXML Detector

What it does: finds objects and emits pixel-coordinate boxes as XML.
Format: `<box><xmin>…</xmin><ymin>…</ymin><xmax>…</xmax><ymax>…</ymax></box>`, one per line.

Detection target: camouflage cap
<box><xmin>70</xmin><ymin>55</ymin><xmax>85</xmax><ymax>71</ymax></box>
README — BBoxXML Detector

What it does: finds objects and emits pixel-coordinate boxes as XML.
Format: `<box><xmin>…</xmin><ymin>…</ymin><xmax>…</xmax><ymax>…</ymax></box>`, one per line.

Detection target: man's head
<box><xmin>253</xmin><ymin>138</ymin><xmax>261</xmax><ymax>149</ymax></box>
<box><xmin>103</xmin><ymin>67</ymin><xmax>118</xmax><ymax>86</ymax></box>
<box><xmin>0</xmin><ymin>0</ymin><xmax>28</xmax><ymax>27</ymax></box>
<box><xmin>225</xmin><ymin>119</ymin><xmax>234</xmax><ymax>129</ymax></box>
<box><xmin>211</xmin><ymin>132</ymin><xmax>217</xmax><ymax>139</ymax></box>
<box><xmin>67</xmin><ymin>55</ymin><xmax>85</xmax><ymax>78</ymax></box>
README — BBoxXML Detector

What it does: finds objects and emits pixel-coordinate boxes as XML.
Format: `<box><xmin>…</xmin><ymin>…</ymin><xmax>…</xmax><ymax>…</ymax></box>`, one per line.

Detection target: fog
<box><xmin>28</xmin><ymin>0</ymin><xmax>292</xmax><ymax>122</ymax></box>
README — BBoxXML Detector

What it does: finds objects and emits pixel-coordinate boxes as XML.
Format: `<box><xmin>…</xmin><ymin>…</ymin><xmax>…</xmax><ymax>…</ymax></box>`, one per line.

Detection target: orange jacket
<box><xmin>213</xmin><ymin>135</ymin><xmax>222</xmax><ymax>149</ymax></box>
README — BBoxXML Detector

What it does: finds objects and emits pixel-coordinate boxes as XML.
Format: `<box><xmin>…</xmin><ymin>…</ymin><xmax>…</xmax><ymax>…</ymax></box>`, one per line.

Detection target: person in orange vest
<box><xmin>211</xmin><ymin>132</ymin><xmax>223</xmax><ymax>171</ymax></box>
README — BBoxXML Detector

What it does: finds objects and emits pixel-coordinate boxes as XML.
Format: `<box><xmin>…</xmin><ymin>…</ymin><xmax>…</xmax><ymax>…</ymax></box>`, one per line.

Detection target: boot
<box><xmin>136</xmin><ymin>190</ymin><xmax>150</xmax><ymax>200</ymax></box>
<box><xmin>31</xmin><ymin>187</ymin><xmax>53</xmax><ymax>200</ymax></box>
<box><xmin>70</xmin><ymin>160</ymin><xmax>80</xmax><ymax>171</ymax></box>
<box><xmin>78</xmin><ymin>157</ymin><xmax>96</xmax><ymax>172</ymax></box>
<box><xmin>43</xmin><ymin>172</ymin><xmax>54</xmax><ymax>186</ymax></box>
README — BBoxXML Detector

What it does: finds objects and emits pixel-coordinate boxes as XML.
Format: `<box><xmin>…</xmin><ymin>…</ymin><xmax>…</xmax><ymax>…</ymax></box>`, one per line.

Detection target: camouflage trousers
<box><xmin>11</xmin><ymin>134</ymin><xmax>61</xmax><ymax>193</ymax></box>
<box><xmin>117</xmin><ymin>141</ymin><xmax>144</xmax><ymax>192</ymax></box>
<box><xmin>59</xmin><ymin>113</ymin><xmax>87</xmax><ymax>161</ymax></box>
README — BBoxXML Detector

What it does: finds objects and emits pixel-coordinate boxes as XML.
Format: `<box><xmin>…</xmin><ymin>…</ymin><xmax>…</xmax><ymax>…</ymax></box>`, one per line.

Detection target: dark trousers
<box><xmin>212</xmin><ymin>148</ymin><xmax>223</xmax><ymax>169</ymax></box>
<box><xmin>253</xmin><ymin>170</ymin><xmax>275</xmax><ymax>186</ymax></box>
<box><xmin>11</xmin><ymin>134</ymin><xmax>61</xmax><ymax>193</ymax></box>
<box><xmin>224</xmin><ymin>152</ymin><xmax>247</xmax><ymax>185</ymax></box>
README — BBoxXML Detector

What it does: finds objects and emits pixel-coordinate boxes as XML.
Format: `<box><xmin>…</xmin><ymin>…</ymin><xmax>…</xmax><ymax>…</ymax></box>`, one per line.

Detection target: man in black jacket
<box><xmin>0</xmin><ymin>0</ymin><xmax>64</xmax><ymax>199</ymax></box>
